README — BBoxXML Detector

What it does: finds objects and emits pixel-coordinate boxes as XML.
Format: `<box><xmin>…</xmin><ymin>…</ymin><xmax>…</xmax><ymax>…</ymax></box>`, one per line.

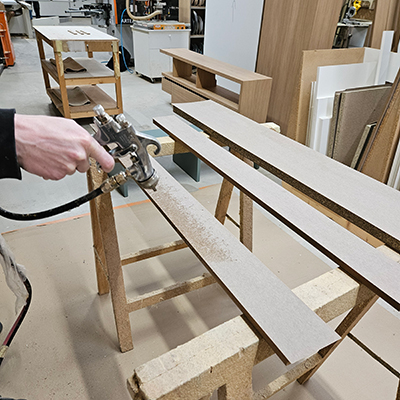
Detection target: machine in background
<box><xmin>333</xmin><ymin>0</ymin><xmax>373</xmax><ymax>48</ymax></box>
<box><xmin>66</xmin><ymin>0</ymin><xmax>179</xmax><ymax>60</ymax></box>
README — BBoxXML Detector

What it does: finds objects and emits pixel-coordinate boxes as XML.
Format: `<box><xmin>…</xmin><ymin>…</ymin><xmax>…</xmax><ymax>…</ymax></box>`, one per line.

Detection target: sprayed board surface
<box><xmin>141</xmin><ymin>158</ymin><xmax>339</xmax><ymax>365</ymax></box>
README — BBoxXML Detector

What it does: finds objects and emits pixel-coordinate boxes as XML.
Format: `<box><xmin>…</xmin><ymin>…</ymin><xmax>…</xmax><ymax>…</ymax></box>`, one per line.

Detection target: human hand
<box><xmin>14</xmin><ymin>114</ymin><xmax>115</xmax><ymax>180</ymax></box>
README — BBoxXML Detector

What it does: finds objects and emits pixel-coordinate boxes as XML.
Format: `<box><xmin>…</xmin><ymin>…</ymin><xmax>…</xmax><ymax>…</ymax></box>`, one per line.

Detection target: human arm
<box><xmin>0</xmin><ymin>110</ymin><xmax>115</xmax><ymax>180</ymax></box>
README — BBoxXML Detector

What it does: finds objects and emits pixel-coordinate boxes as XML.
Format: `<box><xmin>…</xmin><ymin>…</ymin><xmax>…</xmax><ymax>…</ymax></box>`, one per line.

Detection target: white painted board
<box><xmin>316</xmin><ymin>62</ymin><xmax>377</xmax><ymax>99</ymax></box>
<box><xmin>375</xmin><ymin>30</ymin><xmax>394</xmax><ymax>85</ymax></box>
<box><xmin>204</xmin><ymin>0</ymin><xmax>264</xmax><ymax>94</ymax></box>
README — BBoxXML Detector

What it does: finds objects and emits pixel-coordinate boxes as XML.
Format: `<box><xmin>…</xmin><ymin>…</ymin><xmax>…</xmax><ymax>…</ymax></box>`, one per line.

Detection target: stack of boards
<box><xmin>328</xmin><ymin>84</ymin><xmax>392</xmax><ymax>168</ymax></box>
<box><xmin>289</xmin><ymin>30</ymin><xmax>400</xmax><ymax>190</ymax></box>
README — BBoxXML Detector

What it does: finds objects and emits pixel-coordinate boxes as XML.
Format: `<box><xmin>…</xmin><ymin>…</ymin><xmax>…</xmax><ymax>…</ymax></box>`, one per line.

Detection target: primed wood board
<box><xmin>375</xmin><ymin>30</ymin><xmax>394</xmax><ymax>84</ymax></box>
<box><xmin>142</xmin><ymin>159</ymin><xmax>340</xmax><ymax>365</ymax></box>
<box><xmin>287</xmin><ymin>48</ymin><xmax>365</xmax><ymax>144</ymax></box>
<box><xmin>154</xmin><ymin>114</ymin><xmax>400</xmax><ymax>312</ymax></box>
<box><xmin>256</xmin><ymin>0</ymin><xmax>344</xmax><ymax>133</ymax></box>
<box><xmin>173</xmin><ymin>100</ymin><xmax>400</xmax><ymax>254</ymax></box>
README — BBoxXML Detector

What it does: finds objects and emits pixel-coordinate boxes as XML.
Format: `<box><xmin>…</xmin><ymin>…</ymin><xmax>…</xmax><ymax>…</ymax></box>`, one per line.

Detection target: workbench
<box><xmin>34</xmin><ymin>26</ymin><xmax>122</xmax><ymax>119</ymax></box>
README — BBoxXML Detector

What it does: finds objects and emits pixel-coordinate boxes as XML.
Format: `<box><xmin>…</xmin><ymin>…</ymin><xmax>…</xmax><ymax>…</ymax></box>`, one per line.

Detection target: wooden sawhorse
<box><xmin>87</xmin><ymin>135</ymin><xmax>257</xmax><ymax>353</ymax></box>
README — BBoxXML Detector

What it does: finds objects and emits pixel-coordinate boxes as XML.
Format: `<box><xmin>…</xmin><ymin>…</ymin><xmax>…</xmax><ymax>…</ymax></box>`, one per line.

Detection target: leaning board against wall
<box><xmin>256</xmin><ymin>0</ymin><xmax>344</xmax><ymax>134</ymax></box>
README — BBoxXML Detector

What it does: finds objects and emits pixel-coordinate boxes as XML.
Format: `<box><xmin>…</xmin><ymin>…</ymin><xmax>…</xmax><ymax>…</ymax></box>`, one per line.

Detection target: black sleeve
<box><xmin>0</xmin><ymin>109</ymin><xmax>22</xmax><ymax>180</ymax></box>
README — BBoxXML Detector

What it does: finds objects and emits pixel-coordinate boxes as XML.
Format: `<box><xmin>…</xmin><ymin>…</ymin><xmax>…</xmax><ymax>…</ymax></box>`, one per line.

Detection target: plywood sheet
<box><xmin>256</xmin><ymin>0</ymin><xmax>347</xmax><ymax>134</ymax></box>
<box><xmin>358</xmin><ymin>68</ymin><xmax>400</xmax><ymax>182</ymax></box>
<box><xmin>351</xmin><ymin>123</ymin><xmax>377</xmax><ymax>169</ymax></box>
<box><xmin>143</xmin><ymin>158</ymin><xmax>340</xmax><ymax>365</ymax></box>
<box><xmin>154</xmin><ymin>113</ymin><xmax>400</xmax><ymax>312</ymax></box>
<box><xmin>387</xmin><ymin>136</ymin><xmax>400</xmax><ymax>188</ymax></box>
<box><xmin>287</xmin><ymin>48</ymin><xmax>365</xmax><ymax>144</ymax></box>
<box><xmin>173</xmin><ymin>100</ymin><xmax>400</xmax><ymax>254</ymax></box>
<box><xmin>328</xmin><ymin>85</ymin><xmax>392</xmax><ymax>166</ymax></box>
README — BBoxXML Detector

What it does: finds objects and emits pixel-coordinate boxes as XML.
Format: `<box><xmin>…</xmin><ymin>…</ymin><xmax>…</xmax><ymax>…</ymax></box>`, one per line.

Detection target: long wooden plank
<box><xmin>140</xmin><ymin>159</ymin><xmax>339</xmax><ymax>365</ymax></box>
<box><xmin>173</xmin><ymin>100</ymin><xmax>400</xmax><ymax>254</ymax></box>
<box><xmin>153</xmin><ymin>113</ymin><xmax>400</xmax><ymax>312</ymax></box>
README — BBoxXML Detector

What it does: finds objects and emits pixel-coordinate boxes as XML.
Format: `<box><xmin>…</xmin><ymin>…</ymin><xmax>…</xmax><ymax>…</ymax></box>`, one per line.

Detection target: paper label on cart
<box><xmin>65</xmin><ymin>41</ymin><xmax>86</xmax><ymax>52</ymax></box>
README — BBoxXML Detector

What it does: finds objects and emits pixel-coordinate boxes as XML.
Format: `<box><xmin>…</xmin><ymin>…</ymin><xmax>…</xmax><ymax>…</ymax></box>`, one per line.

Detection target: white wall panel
<box><xmin>204</xmin><ymin>0</ymin><xmax>263</xmax><ymax>93</ymax></box>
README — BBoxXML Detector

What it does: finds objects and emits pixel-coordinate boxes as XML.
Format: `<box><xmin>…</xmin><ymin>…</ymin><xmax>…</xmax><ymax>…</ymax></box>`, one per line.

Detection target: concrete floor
<box><xmin>1</xmin><ymin>24</ymin><xmax>400</xmax><ymax>400</ymax></box>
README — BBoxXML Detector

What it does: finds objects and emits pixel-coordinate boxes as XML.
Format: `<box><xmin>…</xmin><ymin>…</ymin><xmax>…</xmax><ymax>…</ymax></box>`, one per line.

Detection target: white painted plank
<box><xmin>375</xmin><ymin>31</ymin><xmax>394</xmax><ymax>85</ymax></box>
<box><xmin>173</xmin><ymin>100</ymin><xmax>400</xmax><ymax>253</ymax></box>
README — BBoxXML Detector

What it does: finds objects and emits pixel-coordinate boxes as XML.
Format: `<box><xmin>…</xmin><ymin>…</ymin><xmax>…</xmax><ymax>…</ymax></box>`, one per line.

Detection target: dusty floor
<box><xmin>0</xmin><ymin>23</ymin><xmax>400</xmax><ymax>400</ymax></box>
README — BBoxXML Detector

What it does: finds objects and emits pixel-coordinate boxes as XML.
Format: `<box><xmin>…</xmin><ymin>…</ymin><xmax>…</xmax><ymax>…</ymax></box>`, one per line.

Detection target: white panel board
<box><xmin>388</xmin><ymin>52</ymin><xmax>400</xmax><ymax>83</ymax></box>
<box><xmin>204</xmin><ymin>0</ymin><xmax>264</xmax><ymax>93</ymax></box>
<box><xmin>316</xmin><ymin>62</ymin><xmax>377</xmax><ymax>99</ymax></box>
<box><xmin>364</xmin><ymin>47</ymin><xmax>380</xmax><ymax>63</ymax></box>
<box><xmin>375</xmin><ymin>30</ymin><xmax>394</xmax><ymax>85</ymax></box>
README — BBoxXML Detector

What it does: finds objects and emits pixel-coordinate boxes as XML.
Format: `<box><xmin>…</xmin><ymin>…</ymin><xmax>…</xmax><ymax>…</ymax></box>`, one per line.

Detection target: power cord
<box><xmin>120</xmin><ymin>9</ymin><xmax>134</xmax><ymax>74</ymax></box>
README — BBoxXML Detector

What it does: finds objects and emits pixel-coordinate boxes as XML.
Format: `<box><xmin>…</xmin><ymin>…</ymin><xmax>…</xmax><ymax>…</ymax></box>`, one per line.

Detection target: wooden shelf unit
<box><xmin>161</xmin><ymin>48</ymin><xmax>272</xmax><ymax>123</ymax></box>
<box><xmin>34</xmin><ymin>26</ymin><xmax>123</xmax><ymax>119</ymax></box>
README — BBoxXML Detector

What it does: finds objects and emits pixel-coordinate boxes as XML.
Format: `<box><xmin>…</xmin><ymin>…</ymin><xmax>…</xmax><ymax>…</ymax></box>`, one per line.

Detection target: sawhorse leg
<box><xmin>297</xmin><ymin>282</ymin><xmax>378</xmax><ymax>384</ymax></box>
<box><xmin>215</xmin><ymin>151</ymin><xmax>253</xmax><ymax>251</ymax></box>
<box><xmin>87</xmin><ymin>163</ymin><xmax>133</xmax><ymax>352</ymax></box>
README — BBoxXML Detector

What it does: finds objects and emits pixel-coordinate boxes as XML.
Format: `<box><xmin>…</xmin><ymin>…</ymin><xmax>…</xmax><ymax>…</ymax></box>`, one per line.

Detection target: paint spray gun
<box><xmin>0</xmin><ymin>105</ymin><xmax>161</xmax><ymax>223</ymax></box>
<box><xmin>92</xmin><ymin>105</ymin><xmax>161</xmax><ymax>191</ymax></box>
